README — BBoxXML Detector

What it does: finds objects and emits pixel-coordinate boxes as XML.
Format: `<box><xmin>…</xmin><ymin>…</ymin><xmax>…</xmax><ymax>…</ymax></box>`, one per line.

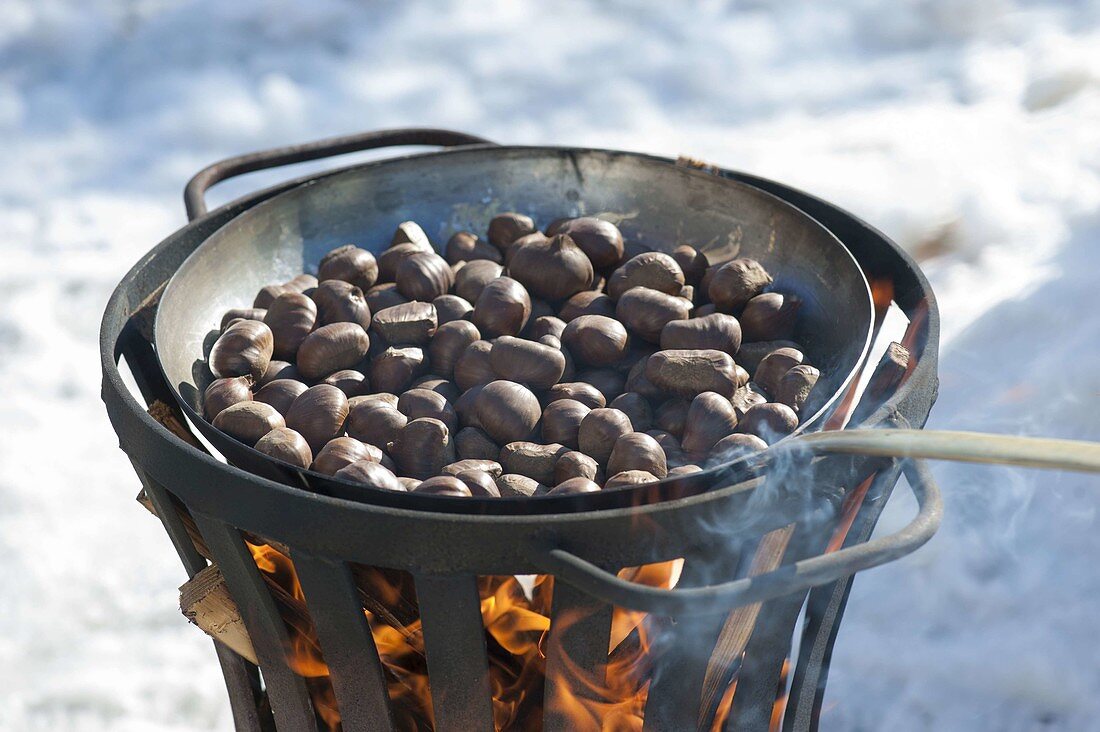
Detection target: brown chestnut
<box><xmin>555</xmin><ymin>218</ymin><xmax>624</xmax><ymax>270</ymax></box>
<box><xmin>453</xmin><ymin>339</ymin><xmax>496</xmax><ymax>391</ymax></box>
<box><xmin>370</xmin><ymin>346</ymin><xmax>427</xmax><ymax>394</ymax></box>
<box><xmin>203</xmin><ymin>376</ymin><xmax>253</xmax><ymax>420</ymax></box>
<box><xmin>578</xmin><ymin>407</ymin><xmax>633</xmax><ymax>465</ymax></box>
<box><xmin>499</xmin><ymin>441</ymin><xmax>568</xmax><ymax>484</ymax></box>
<box><xmin>454</xmin><ymin>259</ymin><xmax>504</xmax><ymax>303</ymax></box>
<box><xmin>609</xmin><ymin>392</ymin><xmax>653</xmax><ymax>432</ymax></box>
<box><xmin>212</xmin><ymin>401</ymin><xmax>285</xmax><ymax>446</ymax></box>
<box><xmin>710</xmin><ymin>433</ymin><xmax>768</xmax><ymax>463</ymax></box>
<box><xmin>508</xmin><ymin>233</ymin><xmax>594</xmax><ymax>301</ymax></box>
<box><xmin>254</xmin><ymin>378</ymin><xmax>308</xmax><ymax>417</ymax></box>
<box><xmin>455</xmin><ymin>426</ymin><xmax>500</xmax><ymax>461</ymax></box>
<box><xmin>575</xmin><ymin>368</ymin><xmax>626</xmax><ymax>402</ymax></box>
<box><xmin>561</xmin><ymin>315</ymin><xmax>629</xmax><ymax>366</ymax></box>
<box><xmin>541</xmin><ymin>398</ymin><xmax>590</xmax><ymax>449</ymax></box>
<box><xmin>604</xmin><ymin>470</ymin><xmax>658</xmax><ymax>489</ymax></box>
<box><xmin>318</xmin><ymin>244</ymin><xmax>379</xmax><ymax>292</ymax></box>
<box><xmin>365</xmin><ymin>282</ymin><xmax>409</xmax><ymax>312</ymax></box>
<box><xmin>615</xmin><ymin>287</ymin><xmax>692</xmax><ymax>343</ymax></box>
<box><xmin>645</xmin><ymin>349</ymin><xmax>741</xmax><ymax>398</ymax></box>
<box><xmin>209</xmin><ymin>320</ymin><xmax>274</xmax><ymax>380</ymax></box>
<box><xmin>433</xmin><ymin>294</ymin><xmax>474</xmax><ymax>324</ymax></box>
<box><xmin>412</xmin><ymin>475</ymin><xmax>472</xmax><ymax>497</ymax></box>
<box><xmin>391</xmin><ymin>417</ymin><xmax>454</xmax><ymax>479</ymax></box>
<box><xmin>412</xmin><ymin>376</ymin><xmax>461</xmax><ymax>403</ymax></box>
<box><xmin>735</xmin><ymin>340</ymin><xmax>803</xmax><ymax>373</ymax></box>
<box><xmin>349</xmin><ymin>392</ymin><xmax>399</xmax><ymax>410</ymax></box>
<box><xmin>311</xmin><ymin>280</ymin><xmax>371</xmax><ymax>329</ymax></box>
<box><xmin>345</xmin><ymin>400</ymin><xmax>407</xmax><ymax>449</ymax></box>
<box><xmin>553</xmin><ymin>450</ymin><xmax>603</xmax><ymax>485</ymax></box>
<box><xmin>442</xmin><ymin>459</ymin><xmax>503</xmax><ymax>478</ymax></box>
<box><xmin>549</xmin><ymin>477</ymin><xmax>602</xmax><ymax>495</ymax></box>
<box><xmin>489</xmin><ymin>336</ymin><xmax>566</xmax><ymax>389</ymax></box>
<box><xmin>731</xmin><ymin>384</ymin><xmax>769</xmax><ymax>420</ymax></box>
<box><xmin>391</xmin><ymin>221</ymin><xmax>432</xmax><ymax>250</ymax></box>
<box><xmin>446</xmin><ymin>231</ymin><xmax>502</xmax><ymax>264</ymax></box>
<box><xmin>559</xmin><ymin>291</ymin><xmax>616</xmax><ymax>322</ymax></box>
<box><xmin>607</xmin><ymin>432</ymin><xmax>667</xmax><ymax>478</ymax></box>
<box><xmin>263</xmin><ymin>292</ymin><xmax>317</xmax><ymax>360</ymax></box>
<box><xmin>455</xmin><ymin>469</ymin><xmax>502</xmax><ymax>497</ymax></box>
<box><xmin>475</xmin><ymin>380</ymin><xmax>541</xmax><ymax>445</ymax></box>
<box><xmin>680</xmin><ymin>392</ymin><xmax>739</xmax><ymax>455</ymax></box>
<box><xmin>285</xmin><ymin>384</ymin><xmax>349</xmax><ymax>453</ymax></box>
<box><xmin>737</xmin><ymin>403</ymin><xmax>799</xmax><ymax>444</ymax></box>
<box><xmin>396</xmin><ymin>251</ymin><xmax>454</xmax><ymax>302</ymax></box>
<box><xmin>297</xmin><ymin>322</ymin><xmax>371</xmax><ymax>381</ymax></box>
<box><xmin>372</xmin><ymin>301</ymin><xmax>438</xmax><ymax>346</ymax></box>
<box><xmin>323</xmin><ymin>369</ymin><xmax>368</xmax><ymax>397</ymax></box>
<box><xmin>397</xmin><ymin>388</ymin><xmax>458</xmax><ymax>434</ymax></box>
<box><xmin>220</xmin><ymin>308</ymin><xmax>267</xmax><ymax>330</ymax></box>
<box><xmin>472</xmin><ymin>277</ymin><xmax>532</xmax><ymax>338</ymax></box>
<box><xmin>623</xmin><ymin>356</ymin><xmax>664</xmax><ymax>401</ymax></box>
<box><xmin>654</xmin><ymin>398</ymin><xmax>689</xmax><ymax>437</ymax></box>
<box><xmin>707</xmin><ymin>258</ymin><xmax>772</xmax><ymax>311</ymax></box>
<box><xmin>776</xmin><ymin>364</ymin><xmax>821</xmax><ymax>413</ymax></box>
<box><xmin>660</xmin><ymin>313</ymin><xmax>742</xmax><ymax>354</ymax></box>
<box><xmin>254</xmin><ymin>427</ymin><xmax>313</xmax><ymax>469</ymax></box>
<box><xmin>495</xmin><ymin>473</ymin><xmax>543</xmax><ymax>498</ymax></box>
<box><xmin>740</xmin><ymin>292</ymin><xmax>801</xmax><ymax>342</ymax></box>
<box><xmin>671</xmin><ymin>245</ymin><xmax>709</xmax><ymax>286</ymax></box>
<box><xmin>487</xmin><ymin>212</ymin><xmax>537</xmax><ymax>251</ymax></box>
<box><xmin>607</xmin><ymin>252</ymin><xmax>685</xmax><ymax>299</ymax></box>
<box><xmin>667</xmin><ymin>464</ymin><xmax>703</xmax><ymax>478</ymax></box>
<box><xmin>378</xmin><ymin>241</ymin><xmax>430</xmax><ymax>282</ymax></box>
<box><xmin>754</xmin><ymin>347</ymin><xmax>805</xmax><ymax>397</ymax></box>
<box><xmin>544</xmin><ymin>382</ymin><xmax>606</xmax><ymax>409</ymax></box>
<box><xmin>334</xmin><ymin>460</ymin><xmax>405</xmax><ymax>491</ymax></box>
<box><xmin>529</xmin><ymin>316</ymin><xmax>567</xmax><ymax>341</ymax></box>
<box><xmin>258</xmin><ymin>360</ymin><xmax>299</xmax><ymax>386</ymax></box>
<box><xmin>312</xmin><ymin>436</ymin><xmax>379</xmax><ymax>476</ymax></box>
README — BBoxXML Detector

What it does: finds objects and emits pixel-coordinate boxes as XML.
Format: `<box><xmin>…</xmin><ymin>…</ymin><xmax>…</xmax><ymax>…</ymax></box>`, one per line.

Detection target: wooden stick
<box><xmin>181</xmin><ymin>564</ymin><xmax>259</xmax><ymax>664</ymax></box>
<box><xmin>795</xmin><ymin>429</ymin><xmax>1100</xmax><ymax>473</ymax></box>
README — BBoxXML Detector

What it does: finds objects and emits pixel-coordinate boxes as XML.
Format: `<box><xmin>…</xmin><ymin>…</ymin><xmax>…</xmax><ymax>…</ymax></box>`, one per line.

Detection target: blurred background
<box><xmin>1</xmin><ymin>1</ymin><xmax>1098</xmax><ymax>729</ymax></box>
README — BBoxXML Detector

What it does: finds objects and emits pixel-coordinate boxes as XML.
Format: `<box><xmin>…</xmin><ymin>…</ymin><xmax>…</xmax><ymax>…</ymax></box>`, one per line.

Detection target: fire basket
<box><xmin>101</xmin><ymin>129</ymin><xmax>1096</xmax><ymax>731</ymax></box>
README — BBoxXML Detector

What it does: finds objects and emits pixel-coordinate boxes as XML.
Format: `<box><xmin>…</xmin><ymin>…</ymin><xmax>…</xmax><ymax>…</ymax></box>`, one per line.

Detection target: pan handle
<box><xmin>533</xmin><ymin>458</ymin><xmax>941</xmax><ymax>616</ymax></box>
<box><xmin>183</xmin><ymin>128</ymin><xmax>494</xmax><ymax>220</ymax></box>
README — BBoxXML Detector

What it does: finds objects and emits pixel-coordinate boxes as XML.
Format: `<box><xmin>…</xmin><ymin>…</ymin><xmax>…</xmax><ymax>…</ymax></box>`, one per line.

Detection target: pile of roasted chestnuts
<box><xmin>202</xmin><ymin>213</ymin><xmax>821</xmax><ymax>498</ymax></box>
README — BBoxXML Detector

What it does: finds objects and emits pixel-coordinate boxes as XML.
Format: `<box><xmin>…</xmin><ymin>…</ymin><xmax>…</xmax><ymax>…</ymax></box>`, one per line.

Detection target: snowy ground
<box><xmin>1</xmin><ymin>1</ymin><xmax>1098</xmax><ymax>729</ymax></box>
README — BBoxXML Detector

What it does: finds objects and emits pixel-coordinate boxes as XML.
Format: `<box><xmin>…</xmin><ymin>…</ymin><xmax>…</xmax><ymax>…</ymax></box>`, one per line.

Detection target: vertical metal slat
<box><xmin>415</xmin><ymin>574</ymin><xmax>495</xmax><ymax>732</ymax></box>
<box><xmin>293</xmin><ymin>552</ymin><xmax>397</xmax><ymax>732</ymax></box>
<box><xmin>194</xmin><ymin>514</ymin><xmax>318</xmax><ymax>731</ymax></box>
<box><xmin>544</xmin><ymin>578</ymin><xmax>614</xmax><ymax>732</ymax></box>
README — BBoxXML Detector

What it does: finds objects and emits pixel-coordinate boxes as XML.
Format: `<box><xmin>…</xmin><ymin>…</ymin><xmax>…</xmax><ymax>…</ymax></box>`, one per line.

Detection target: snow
<box><xmin>1</xmin><ymin>1</ymin><xmax>1098</xmax><ymax>729</ymax></box>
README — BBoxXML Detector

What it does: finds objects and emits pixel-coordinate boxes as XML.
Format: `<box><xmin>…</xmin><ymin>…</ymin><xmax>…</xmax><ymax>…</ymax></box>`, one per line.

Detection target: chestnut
<box><xmin>541</xmin><ymin>398</ymin><xmax>590</xmax><ymax>450</ymax></box>
<box><xmin>203</xmin><ymin>376</ymin><xmax>253</xmax><ymax>420</ymax></box>
<box><xmin>285</xmin><ymin>384</ymin><xmax>349</xmax><ymax>453</ymax></box>
<box><xmin>544</xmin><ymin>382</ymin><xmax>606</xmax><ymax>409</ymax></box>
<box><xmin>549</xmin><ymin>477</ymin><xmax>602</xmax><ymax>495</ymax></box>
<box><xmin>396</xmin><ymin>251</ymin><xmax>454</xmax><ymax>302</ymax></box>
<box><xmin>264</xmin><ymin>292</ymin><xmax>317</xmax><ymax>359</ymax></box>
<box><xmin>453</xmin><ymin>339</ymin><xmax>496</xmax><ymax>391</ymax></box>
<box><xmin>559</xmin><ymin>291</ymin><xmax>616</xmax><ymax>322</ymax></box>
<box><xmin>391</xmin><ymin>221</ymin><xmax>432</xmax><ymax>250</ymax></box>
<box><xmin>508</xmin><ymin>233</ymin><xmax>594</xmax><ymax>301</ymax></box>
<box><xmin>529</xmin><ymin>316</ymin><xmax>567</xmax><ymax>341</ymax></box>
<box><xmin>254</xmin><ymin>378</ymin><xmax>308</xmax><ymax>417</ymax></box>
<box><xmin>740</xmin><ymin>293</ymin><xmax>801</xmax><ymax>342</ymax></box>
<box><xmin>258</xmin><ymin>360</ymin><xmax>299</xmax><ymax>386</ymax></box>
<box><xmin>453</xmin><ymin>383</ymin><xmax>485</xmax><ymax>429</ymax></box>
<box><xmin>737</xmin><ymin>403</ymin><xmax>799</xmax><ymax>444</ymax></box>
<box><xmin>710</xmin><ymin>433</ymin><xmax>768</xmax><ymax>463</ymax></box>
<box><xmin>311</xmin><ymin>280</ymin><xmax>371</xmax><ymax>329</ymax></box>
<box><xmin>442</xmin><ymin>459</ymin><xmax>503</xmax><ymax>478</ymax></box>
<box><xmin>707</xmin><ymin>258</ymin><xmax>772</xmax><ymax>311</ymax></box>
<box><xmin>555</xmin><ymin>217</ymin><xmax>624</xmax><ymax>271</ymax></box>
<box><xmin>334</xmin><ymin>460</ymin><xmax>405</xmax><ymax>492</ymax></box>
<box><xmin>318</xmin><ymin>244</ymin><xmax>379</xmax><ymax>292</ymax></box>
<box><xmin>660</xmin><ymin>313</ymin><xmax>742</xmax><ymax>354</ymax></box>
<box><xmin>615</xmin><ymin>287</ymin><xmax>691</xmax><ymax>343</ymax></box>
<box><xmin>349</xmin><ymin>392</ymin><xmax>399</xmax><ymax>410</ymax></box>
<box><xmin>433</xmin><ymin>294</ymin><xmax>474</xmax><ymax>324</ymax></box>
<box><xmin>446</xmin><ymin>231</ymin><xmax>502</xmax><ymax>264</ymax></box>
<box><xmin>731</xmin><ymin>384</ymin><xmax>769</xmax><ymax>420</ymax></box>
<box><xmin>212</xmin><ymin>401</ymin><xmax>285</xmax><ymax>446</ymax></box>
<box><xmin>312</xmin><ymin>436</ymin><xmax>379</xmax><ymax>476</ymax></box>
<box><xmin>753</xmin><ymin>347</ymin><xmax>805</xmax><ymax>397</ymax></box>
<box><xmin>607</xmin><ymin>252</ymin><xmax>685</xmax><ymax>299</ymax></box>
<box><xmin>323</xmin><ymin>369</ymin><xmax>369</xmax><ymax>397</ymax></box>
<box><xmin>472</xmin><ymin>277</ymin><xmax>532</xmax><ymax>338</ymax></box>
<box><xmin>455</xmin><ymin>426</ymin><xmax>500</xmax><ymax>461</ymax></box>
<box><xmin>370</xmin><ymin>346</ymin><xmax>427</xmax><ymax>394</ymax></box>
<box><xmin>297</xmin><ymin>322</ymin><xmax>371</xmax><ymax>381</ymax></box>
<box><xmin>553</xmin><ymin>450</ymin><xmax>603</xmax><ymax>485</ymax></box>
<box><xmin>413</xmin><ymin>475</ymin><xmax>473</xmax><ymax>497</ymax></box>
<box><xmin>372</xmin><ymin>301</ymin><xmax>438</xmax><ymax>346</ymax></box>
<box><xmin>398</xmin><ymin>477</ymin><xmax>422</xmax><ymax>491</ymax></box>
<box><xmin>607</xmin><ymin>432</ymin><xmax>667</xmax><ymax>478</ymax></box>
<box><xmin>578</xmin><ymin>408</ymin><xmax>633</xmax><ymax>465</ymax></box>
<box><xmin>646</xmin><ymin>430</ymin><xmax>685</xmax><ymax>466</ymax></box>
<box><xmin>254</xmin><ymin>427</ymin><xmax>313</xmax><ymax>469</ymax></box>
<box><xmin>499</xmin><ymin>441</ymin><xmax>568</xmax><ymax>485</ymax></box>
<box><xmin>561</xmin><ymin>315</ymin><xmax>629</xmax><ymax>366</ymax></box>
<box><xmin>345</xmin><ymin>400</ymin><xmax>407</xmax><ymax>449</ymax></box>
<box><xmin>667</xmin><ymin>464</ymin><xmax>703</xmax><ymax>478</ymax></box>
<box><xmin>487</xmin><ymin>212</ymin><xmax>537</xmax><ymax>251</ymax></box>
<box><xmin>365</xmin><ymin>282</ymin><xmax>409</xmax><ymax>313</ymax></box>
<box><xmin>209</xmin><ymin>320</ymin><xmax>274</xmax><ymax>380</ymax></box>
<box><xmin>412</xmin><ymin>376</ymin><xmax>462</xmax><ymax>403</ymax></box>
<box><xmin>654</xmin><ymin>398</ymin><xmax>689</xmax><ymax>437</ymax></box>
<box><xmin>391</xmin><ymin>417</ymin><xmax>454</xmax><ymax>479</ymax></box>
<box><xmin>776</xmin><ymin>364</ymin><xmax>821</xmax><ymax>413</ymax></box>
<box><xmin>623</xmin><ymin>356</ymin><xmax>664</xmax><ymax>401</ymax></box>
<box><xmin>397</xmin><ymin>388</ymin><xmax>458</xmax><ymax>434</ymax></box>
<box><xmin>220</xmin><ymin>308</ymin><xmax>266</xmax><ymax>330</ymax></box>
<box><xmin>495</xmin><ymin>473</ymin><xmax>543</xmax><ymax>498</ymax></box>
<box><xmin>455</xmin><ymin>469</ymin><xmax>502</xmax><ymax>497</ymax></box>
<box><xmin>735</xmin><ymin>340</ymin><xmax>803</xmax><ymax>373</ymax></box>
<box><xmin>604</xmin><ymin>470</ymin><xmax>659</xmax><ymax>489</ymax></box>
<box><xmin>475</xmin><ymin>380</ymin><xmax>541</xmax><ymax>445</ymax></box>
<box><xmin>575</xmin><ymin>368</ymin><xmax>625</xmax><ymax>402</ymax></box>
<box><xmin>454</xmin><ymin>259</ymin><xmax>504</xmax><ymax>303</ymax></box>
<box><xmin>645</xmin><ymin>349</ymin><xmax>741</xmax><ymax>398</ymax></box>
<box><xmin>671</xmin><ymin>245</ymin><xmax>709</xmax><ymax>286</ymax></box>
<box><xmin>680</xmin><ymin>392</ymin><xmax>739</xmax><ymax>455</ymax></box>
<box><xmin>489</xmin><ymin>336</ymin><xmax>566</xmax><ymax>389</ymax></box>
<box><xmin>379</xmin><ymin>242</ymin><xmax>430</xmax><ymax>282</ymax></box>
<box><xmin>609</xmin><ymin>392</ymin><xmax>653</xmax><ymax>432</ymax></box>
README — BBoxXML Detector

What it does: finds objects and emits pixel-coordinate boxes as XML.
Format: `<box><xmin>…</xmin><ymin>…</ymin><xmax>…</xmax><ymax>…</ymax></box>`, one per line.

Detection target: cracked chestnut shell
<box><xmin>489</xmin><ymin>336</ymin><xmax>566</xmax><ymax>389</ymax></box>
<box><xmin>254</xmin><ymin>427</ymin><xmax>313</xmax><ymax>469</ymax></box>
<box><xmin>285</xmin><ymin>384</ymin><xmax>349</xmax><ymax>453</ymax></box>
<box><xmin>473</xmin><ymin>277</ymin><xmax>532</xmax><ymax>338</ymax></box>
<box><xmin>508</xmin><ymin>233</ymin><xmax>594</xmax><ymax>301</ymax></box>
<box><xmin>212</xmin><ymin>401</ymin><xmax>284</xmax><ymax>446</ymax></box>
<box><xmin>209</xmin><ymin>320</ymin><xmax>274</xmax><ymax>380</ymax></box>
<box><xmin>318</xmin><ymin>244</ymin><xmax>379</xmax><ymax>292</ymax></box>
<box><xmin>264</xmin><ymin>292</ymin><xmax>317</xmax><ymax>360</ymax></box>
<box><xmin>297</xmin><ymin>322</ymin><xmax>371</xmax><ymax>381</ymax></box>
<box><xmin>475</xmin><ymin>380</ymin><xmax>541</xmax><ymax>445</ymax></box>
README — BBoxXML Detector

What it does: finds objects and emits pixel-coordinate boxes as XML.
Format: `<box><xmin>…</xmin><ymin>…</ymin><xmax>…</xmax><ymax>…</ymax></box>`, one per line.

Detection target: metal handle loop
<box><xmin>183</xmin><ymin>128</ymin><xmax>493</xmax><ymax>221</ymax></box>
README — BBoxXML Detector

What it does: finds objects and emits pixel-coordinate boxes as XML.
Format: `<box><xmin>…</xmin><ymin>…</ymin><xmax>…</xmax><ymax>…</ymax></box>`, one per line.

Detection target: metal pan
<box><xmin>155</xmin><ymin>138</ymin><xmax>874</xmax><ymax>514</ymax></box>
